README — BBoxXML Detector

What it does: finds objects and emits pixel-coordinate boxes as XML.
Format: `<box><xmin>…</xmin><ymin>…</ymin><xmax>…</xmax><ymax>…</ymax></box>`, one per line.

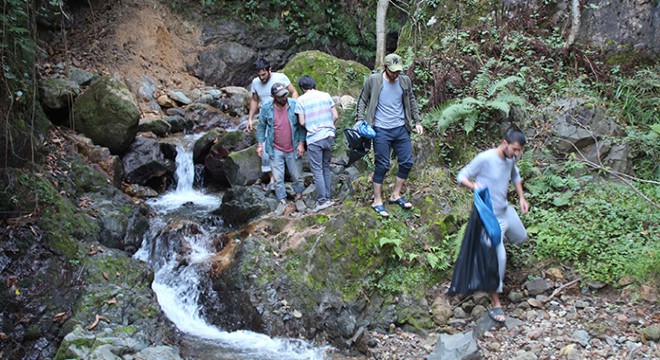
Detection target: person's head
<box><xmin>501</xmin><ymin>125</ymin><xmax>526</xmax><ymax>159</ymax></box>
<box><xmin>383</xmin><ymin>53</ymin><xmax>404</xmax><ymax>82</ymax></box>
<box><xmin>298</xmin><ymin>75</ymin><xmax>317</xmax><ymax>92</ymax></box>
<box><xmin>255</xmin><ymin>58</ymin><xmax>272</xmax><ymax>83</ymax></box>
<box><xmin>271</xmin><ymin>83</ymin><xmax>289</xmax><ymax>106</ymax></box>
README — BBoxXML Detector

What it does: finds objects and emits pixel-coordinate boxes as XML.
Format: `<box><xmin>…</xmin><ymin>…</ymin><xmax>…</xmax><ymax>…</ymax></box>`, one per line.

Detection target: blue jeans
<box><xmin>372</xmin><ymin>125</ymin><xmax>414</xmax><ymax>184</ymax></box>
<box><xmin>271</xmin><ymin>148</ymin><xmax>304</xmax><ymax>201</ymax></box>
<box><xmin>308</xmin><ymin>137</ymin><xmax>334</xmax><ymax>204</ymax></box>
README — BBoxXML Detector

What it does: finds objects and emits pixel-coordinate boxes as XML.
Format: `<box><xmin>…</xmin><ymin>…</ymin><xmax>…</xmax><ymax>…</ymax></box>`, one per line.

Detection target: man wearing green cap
<box><xmin>355</xmin><ymin>53</ymin><xmax>424</xmax><ymax>218</ymax></box>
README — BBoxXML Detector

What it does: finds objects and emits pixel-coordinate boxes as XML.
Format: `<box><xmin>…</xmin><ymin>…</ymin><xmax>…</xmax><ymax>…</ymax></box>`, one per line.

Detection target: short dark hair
<box><xmin>504</xmin><ymin>125</ymin><xmax>526</xmax><ymax>146</ymax></box>
<box><xmin>254</xmin><ymin>58</ymin><xmax>271</xmax><ymax>71</ymax></box>
<box><xmin>298</xmin><ymin>75</ymin><xmax>316</xmax><ymax>90</ymax></box>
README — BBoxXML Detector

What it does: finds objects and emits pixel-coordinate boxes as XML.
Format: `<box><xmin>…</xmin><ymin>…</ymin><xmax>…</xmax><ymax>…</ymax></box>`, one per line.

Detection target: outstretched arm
<box><xmin>514</xmin><ymin>181</ymin><xmax>529</xmax><ymax>214</ymax></box>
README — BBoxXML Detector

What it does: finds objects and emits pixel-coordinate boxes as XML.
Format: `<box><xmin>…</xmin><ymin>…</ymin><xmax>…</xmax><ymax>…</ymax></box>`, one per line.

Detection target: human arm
<box><xmin>331</xmin><ymin>104</ymin><xmax>339</xmax><ymax>124</ymax></box>
<box><xmin>514</xmin><ymin>181</ymin><xmax>529</xmax><ymax>214</ymax></box>
<box><xmin>405</xmin><ymin>76</ymin><xmax>423</xmax><ymax>135</ymax></box>
<box><xmin>456</xmin><ymin>155</ymin><xmax>483</xmax><ymax>192</ymax></box>
<box><xmin>354</xmin><ymin>76</ymin><xmax>371</xmax><ymax>128</ymax></box>
<box><xmin>296</xmin><ymin>141</ymin><xmax>306</xmax><ymax>158</ymax></box>
<box><xmin>246</xmin><ymin>92</ymin><xmax>260</xmax><ymax>132</ymax></box>
<box><xmin>287</xmin><ymin>83</ymin><xmax>299</xmax><ymax>99</ymax></box>
<box><xmin>298</xmin><ymin>113</ymin><xmax>305</xmax><ymax>127</ymax></box>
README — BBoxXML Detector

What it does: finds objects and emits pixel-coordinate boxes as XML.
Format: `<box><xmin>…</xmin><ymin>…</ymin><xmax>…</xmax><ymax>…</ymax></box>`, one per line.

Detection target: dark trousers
<box><xmin>372</xmin><ymin>125</ymin><xmax>414</xmax><ymax>184</ymax></box>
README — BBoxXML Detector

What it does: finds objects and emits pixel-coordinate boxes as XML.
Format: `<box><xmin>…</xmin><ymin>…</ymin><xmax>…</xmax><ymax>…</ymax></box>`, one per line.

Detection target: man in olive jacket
<box><xmin>355</xmin><ymin>53</ymin><xmax>424</xmax><ymax>218</ymax></box>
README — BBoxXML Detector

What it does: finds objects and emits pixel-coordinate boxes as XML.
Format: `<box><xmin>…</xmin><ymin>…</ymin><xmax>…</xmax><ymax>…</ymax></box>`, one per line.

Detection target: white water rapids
<box><xmin>134</xmin><ymin>135</ymin><xmax>328</xmax><ymax>359</ymax></box>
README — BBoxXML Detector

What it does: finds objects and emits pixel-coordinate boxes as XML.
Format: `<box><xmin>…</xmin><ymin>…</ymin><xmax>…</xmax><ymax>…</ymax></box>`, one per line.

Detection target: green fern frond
<box><xmin>486</xmin><ymin>76</ymin><xmax>523</xmax><ymax>99</ymax></box>
<box><xmin>493</xmin><ymin>93</ymin><xmax>527</xmax><ymax>107</ymax></box>
<box><xmin>486</xmin><ymin>100</ymin><xmax>511</xmax><ymax>115</ymax></box>
<box><xmin>473</xmin><ymin>71</ymin><xmax>492</xmax><ymax>98</ymax></box>
<box><xmin>461</xmin><ymin>97</ymin><xmax>483</xmax><ymax>107</ymax></box>
<box><xmin>437</xmin><ymin>104</ymin><xmax>475</xmax><ymax>131</ymax></box>
<box><xmin>463</xmin><ymin>113</ymin><xmax>480</xmax><ymax>134</ymax></box>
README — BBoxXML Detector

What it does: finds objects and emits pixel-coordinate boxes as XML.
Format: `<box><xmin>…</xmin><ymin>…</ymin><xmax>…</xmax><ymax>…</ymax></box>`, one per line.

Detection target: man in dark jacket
<box><xmin>355</xmin><ymin>53</ymin><xmax>424</xmax><ymax>217</ymax></box>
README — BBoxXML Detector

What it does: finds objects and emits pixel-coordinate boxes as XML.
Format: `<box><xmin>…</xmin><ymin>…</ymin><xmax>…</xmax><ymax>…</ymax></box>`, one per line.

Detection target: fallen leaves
<box><xmin>52</xmin><ymin>312</ymin><xmax>69</xmax><ymax>323</ymax></box>
<box><xmin>86</xmin><ymin>314</ymin><xmax>110</xmax><ymax>330</ymax></box>
<box><xmin>102</xmin><ymin>272</ymin><xmax>110</xmax><ymax>280</ymax></box>
<box><xmin>0</xmin><ymin>332</ymin><xmax>8</xmax><ymax>341</ymax></box>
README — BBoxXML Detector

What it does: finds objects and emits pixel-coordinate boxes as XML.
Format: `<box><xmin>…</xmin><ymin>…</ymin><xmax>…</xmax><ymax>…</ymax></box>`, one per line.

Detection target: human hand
<box><xmin>520</xmin><ymin>198</ymin><xmax>530</xmax><ymax>214</ymax></box>
<box><xmin>296</xmin><ymin>142</ymin><xmax>305</xmax><ymax>158</ymax></box>
<box><xmin>354</xmin><ymin>120</ymin><xmax>362</xmax><ymax>130</ymax></box>
<box><xmin>245</xmin><ymin>119</ymin><xmax>253</xmax><ymax>132</ymax></box>
<box><xmin>415</xmin><ymin>124</ymin><xmax>424</xmax><ymax>135</ymax></box>
<box><xmin>256</xmin><ymin>143</ymin><xmax>263</xmax><ymax>157</ymax></box>
<box><xmin>472</xmin><ymin>182</ymin><xmax>483</xmax><ymax>191</ymax></box>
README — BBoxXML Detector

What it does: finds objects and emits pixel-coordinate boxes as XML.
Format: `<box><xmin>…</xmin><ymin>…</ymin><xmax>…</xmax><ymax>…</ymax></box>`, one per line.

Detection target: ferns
<box><xmin>424</xmin><ymin>74</ymin><xmax>526</xmax><ymax>134</ymax></box>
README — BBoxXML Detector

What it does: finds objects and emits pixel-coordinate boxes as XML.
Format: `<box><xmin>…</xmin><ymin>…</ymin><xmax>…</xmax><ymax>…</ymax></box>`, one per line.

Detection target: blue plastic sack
<box><xmin>357</xmin><ymin>120</ymin><xmax>376</xmax><ymax>139</ymax></box>
<box><xmin>473</xmin><ymin>187</ymin><xmax>502</xmax><ymax>246</ymax></box>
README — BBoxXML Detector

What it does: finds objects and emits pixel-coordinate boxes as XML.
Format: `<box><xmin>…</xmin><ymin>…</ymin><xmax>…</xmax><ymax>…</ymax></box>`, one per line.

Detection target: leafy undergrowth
<box><xmin>525</xmin><ymin>178</ymin><xmax>658</xmax><ymax>285</ymax></box>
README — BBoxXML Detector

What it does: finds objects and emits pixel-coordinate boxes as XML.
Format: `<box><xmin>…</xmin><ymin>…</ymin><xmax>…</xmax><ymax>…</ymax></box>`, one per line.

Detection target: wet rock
<box><xmin>428</xmin><ymin>331</ymin><xmax>478</xmax><ymax>360</ymax></box>
<box><xmin>122</xmin><ymin>136</ymin><xmax>174</xmax><ymax>185</ymax></box>
<box><xmin>216</xmin><ymin>186</ymin><xmax>274</xmax><ymax>227</ymax></box>
<box><xmin>138</xmin><ymin>117</ymin><xmax>172</xmax><ymax>136</ymax></box>
<box><xmin>525</xmin><ymin>278</ymin><xmax>552</xmax><ymax>296</ymax></box>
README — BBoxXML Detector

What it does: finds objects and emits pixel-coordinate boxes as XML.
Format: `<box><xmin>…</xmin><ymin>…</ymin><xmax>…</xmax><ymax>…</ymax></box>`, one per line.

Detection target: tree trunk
<box><xmin>565</xmin><ymin>0</ymin><xmax>580</xmax><ymax>48</ymax></box>
<box><xmin>375</xmin><ymin>0</ymin><xmax>389</xmax><ymax>70</ymax></box>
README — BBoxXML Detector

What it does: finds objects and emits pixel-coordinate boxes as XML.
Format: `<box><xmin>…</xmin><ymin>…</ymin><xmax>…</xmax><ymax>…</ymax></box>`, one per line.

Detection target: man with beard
<box><xmin>246</xmin><ymin>58</ymin><xmax>299</xmax><ymax>191</ymax></box>
<box><xmin>355</xmin><ymin>53</ymin><xmax>424</xmax><ymax>218</ymax></box>
<box><xmin>256</xmin><ymin>83</ymin><xmax>306</xmax><ymax>215</ymax></box>
<box><xmin>456</xmin><ymin>125</ymin><xmax>530</xmax><ymax>323</ymax></box>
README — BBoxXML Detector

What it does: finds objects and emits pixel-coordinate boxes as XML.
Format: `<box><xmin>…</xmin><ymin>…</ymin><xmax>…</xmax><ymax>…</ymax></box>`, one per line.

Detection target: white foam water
<box><xmin>135</xmin><ymin>134</ymin><xmax>328</xmax><ymax>359</ymax></box>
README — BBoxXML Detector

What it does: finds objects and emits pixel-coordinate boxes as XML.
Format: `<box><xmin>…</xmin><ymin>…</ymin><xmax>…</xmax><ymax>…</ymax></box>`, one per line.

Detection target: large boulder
<box><xmin>579</xmin><ymin>0</ymin><xmax>660</xmax><ymax>58</ymax></box>
<box><xmin>73</xmin><ymin>74</ymin><xmax>140</xmax><ymax>154</ymax></box>
<box><xmin>39</xmin><ymin>77</ymin><xmax>80</xmax><ymax>125</ymax></box>
<box><xmin>222</xmin><ymin>145</ymin><xmax>263</xmax><ymax>187</ymax></box>
<box><xmin>545</xmin><ymin>98</ymin><xmax>631</xmax><ymax>174</ymax></box>
<box><xmin>216</xmin><ymin>186</ymin><xmax>276</xmax><ymax>227</ymax></box>
<box><xmin>282</xmin><ymin>51</ymin><xmax>371</xmax><ymax>97</ymax></box>
<box><xmin>203</xmin><ymin>131</ymin><xmax>254</xmax><ymax>184</ymax></box>
<box><xmin>122</xmin><ymin>136</ymin><xmax>174</xmax><ymax>186</ymax></box>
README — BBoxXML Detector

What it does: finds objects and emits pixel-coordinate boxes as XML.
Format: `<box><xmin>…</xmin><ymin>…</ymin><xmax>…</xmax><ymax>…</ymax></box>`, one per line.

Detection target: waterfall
<box><xmin>134</xmin><ymin>135</ymin><xmax>328</xmax><ymax>359</ymax></box>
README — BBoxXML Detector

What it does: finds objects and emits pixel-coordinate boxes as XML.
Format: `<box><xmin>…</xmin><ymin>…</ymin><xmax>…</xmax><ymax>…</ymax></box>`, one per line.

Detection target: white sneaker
<box><xmin>275</xmin><ymin>201</ymin><xmax>287</xmax><ymax>216</ymax></box>
<box><xmin>313</xmin><ymin>200</ymin><xmax>335</xmax><ymax>212</ymax></box>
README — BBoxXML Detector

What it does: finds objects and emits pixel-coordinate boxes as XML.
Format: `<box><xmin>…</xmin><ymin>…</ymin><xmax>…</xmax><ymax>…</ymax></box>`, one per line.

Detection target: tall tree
<box><xmin>375</xmin><ymin>0</ymin><xmax>389</xmax><ymax>70</ymax></box>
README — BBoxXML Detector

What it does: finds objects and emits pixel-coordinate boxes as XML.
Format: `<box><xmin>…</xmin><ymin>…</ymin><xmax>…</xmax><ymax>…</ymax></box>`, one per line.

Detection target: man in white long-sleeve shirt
<box><xmin>456</xmin><ymin>125</ymin><xmax>530</xmax><ymax>323</ymax></box>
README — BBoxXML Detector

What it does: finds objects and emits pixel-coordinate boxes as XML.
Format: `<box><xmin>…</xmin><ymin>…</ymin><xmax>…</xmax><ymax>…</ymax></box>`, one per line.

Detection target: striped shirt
<box><xmin>294</xmin><ymin>89</ymin><xmax>336</xmax><ymax>144</ymax></box>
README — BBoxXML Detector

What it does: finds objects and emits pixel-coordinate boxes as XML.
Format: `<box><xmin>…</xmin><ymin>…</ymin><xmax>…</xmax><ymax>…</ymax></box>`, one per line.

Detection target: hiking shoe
<box><xmin>274</xmin><ymin>201</ymin><xmax>287</xmax><ymax>216</ymax></box>
<box><xmin>313</xmin><ymin>200</ymin><xmax>335</xmax><ymax>212</ymax></box>
<box><xmin>295</xmin><ymin>199</ymin><xmax>307</xmax><ymax>212</ymax></box>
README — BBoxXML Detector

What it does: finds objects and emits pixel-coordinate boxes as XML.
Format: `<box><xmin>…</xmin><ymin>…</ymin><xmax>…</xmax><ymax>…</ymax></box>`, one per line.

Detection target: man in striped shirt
<box><xmin>295</xmin><ymin>75</ymin><xmax>339</xmax><ymax>212</ymax></box>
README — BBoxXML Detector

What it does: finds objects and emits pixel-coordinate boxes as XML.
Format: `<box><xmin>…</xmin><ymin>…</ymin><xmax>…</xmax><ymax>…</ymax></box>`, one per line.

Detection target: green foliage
<box><xmin>424</xmin><ymin>72</ymin><xmax>525</xmax><ymax>134</ymax></box>
<box><xmin>522</xmin><ymin>155</ymin><xmax>659</xmax><ymax>284</ymax></box>
<box><xmin>206</xmin><ymin>0</ymin><xmax>382</xmax><ymax>64</ymax></box>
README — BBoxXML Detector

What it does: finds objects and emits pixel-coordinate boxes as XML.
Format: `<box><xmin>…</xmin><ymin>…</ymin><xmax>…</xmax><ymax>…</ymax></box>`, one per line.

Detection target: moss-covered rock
<box><xmin>72</xmin><ymin>75</ymin><xmax>140</xmax><ymax>154</ymax></box>
<box><xmin>283</xmin><ymin>51</ymin><xmax>371</xmax><ymax>97</ymax></box>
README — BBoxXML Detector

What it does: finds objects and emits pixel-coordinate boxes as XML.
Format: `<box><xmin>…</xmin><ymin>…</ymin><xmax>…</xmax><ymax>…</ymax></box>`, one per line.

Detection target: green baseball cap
<box><xmin>384</xmin><ymin>53</ymin><xmax>404</xmax><ymax>72</ymax></box>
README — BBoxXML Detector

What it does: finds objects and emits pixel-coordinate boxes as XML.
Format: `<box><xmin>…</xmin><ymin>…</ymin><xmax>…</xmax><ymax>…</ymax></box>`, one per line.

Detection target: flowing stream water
<box><xmin>134</xmin><ymin>135</ymin><xmax>328</xmax><ymax>359</ymax></box>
